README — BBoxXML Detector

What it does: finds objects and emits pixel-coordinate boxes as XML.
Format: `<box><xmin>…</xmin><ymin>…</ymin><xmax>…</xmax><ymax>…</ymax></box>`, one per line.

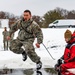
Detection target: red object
<box><xmin>35</xmin><ymin>43</ymin><xmax>40</xmax><ymax>48</ymax></box>
<box><xmin>61</xmin><ymin>71</ymin><xmax>75</xmax><ymax>75</ymax></box>
<box><xmin>7</xmin><ymin>36</ymin><xmax>11</xmax><ymax>40</ymax></box>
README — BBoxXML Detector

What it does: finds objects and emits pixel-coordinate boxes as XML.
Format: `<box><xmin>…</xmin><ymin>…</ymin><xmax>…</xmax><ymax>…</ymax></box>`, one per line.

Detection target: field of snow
<box><xmin>0</xmin><ymin>28</ymin><xmax>75</xmax><ymax>72</ymax></box>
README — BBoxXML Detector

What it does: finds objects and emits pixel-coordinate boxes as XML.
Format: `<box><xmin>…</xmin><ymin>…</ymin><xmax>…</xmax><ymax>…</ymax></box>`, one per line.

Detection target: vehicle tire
<box><xmin>52</xmin><ymin>26</ymin><xmax>56</xmax><ymax>28</ymax></box>
<box><xmin>69</xmin><ymin>25</ymin><xmax>72</xmax><ymax>28</ymax></box>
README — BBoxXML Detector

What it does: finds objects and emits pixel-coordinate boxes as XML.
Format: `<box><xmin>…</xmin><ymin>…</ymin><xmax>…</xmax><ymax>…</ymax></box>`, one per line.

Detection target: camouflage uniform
<box><xmin>9</xmin><ymin>19</ymin><xmax>43</xmax><ymax>63</ymax></box>
<box><xmin>2</xmin><ymin>29</ymin><xmax>14</xmax><ymax>50</ymax></box>
<box><xmin>2</xmin><ymin>30</ymin><xmax>9</xmax><ymax>50</ymax></box>
<box><xmin>8</xmin><ymin>33</ymin><xmax>14</xmax><ymax>47</ymax></box>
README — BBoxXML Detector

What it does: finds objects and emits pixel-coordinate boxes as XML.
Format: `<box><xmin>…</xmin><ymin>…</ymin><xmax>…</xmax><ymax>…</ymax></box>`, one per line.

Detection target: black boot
<box><xmin>36</xmin><ymin>61</ymin><xmax>42</xmax><ymax>70</ymax></box>
<box><xmin>22</xmin><ymin>51</ymin><xmax>27</xmax><ymax>61</ymax></box>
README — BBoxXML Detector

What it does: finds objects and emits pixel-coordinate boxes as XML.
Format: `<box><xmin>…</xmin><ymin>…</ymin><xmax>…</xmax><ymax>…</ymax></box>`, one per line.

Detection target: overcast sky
<box><xmin>0</xmin><ymin>0</ymin><xmax>75</xmax><ymax>16</ymax></box>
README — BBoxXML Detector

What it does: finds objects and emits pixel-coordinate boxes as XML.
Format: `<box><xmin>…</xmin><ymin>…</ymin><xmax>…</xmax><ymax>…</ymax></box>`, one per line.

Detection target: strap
<box><xmin>20</xmin><ymin>20</ymin><xmax>33</xmax><ymax>34</ymax></box>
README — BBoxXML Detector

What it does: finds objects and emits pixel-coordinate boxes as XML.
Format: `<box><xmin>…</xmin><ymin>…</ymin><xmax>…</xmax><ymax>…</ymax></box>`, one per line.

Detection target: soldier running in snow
<box><xmin>7</xmin><ymin>10</ymin><xmax>43</xmax><ymax>70</ymax></box>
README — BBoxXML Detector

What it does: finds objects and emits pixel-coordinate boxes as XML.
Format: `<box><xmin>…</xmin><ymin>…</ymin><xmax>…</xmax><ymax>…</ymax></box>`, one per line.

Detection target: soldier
<box><xmin>2</xmin><ymin>27</ymin><xmax>14</xmax><ymax>50</ymax></box>
<box><xmin>2</xmin><ymin>27</ymin><xmax>9</xmax><ymax>50</ymax></box>
<box><xmin>7</xmin><ymin>10</ymin><xmax>43</xmax><ymax>70</ymax></box>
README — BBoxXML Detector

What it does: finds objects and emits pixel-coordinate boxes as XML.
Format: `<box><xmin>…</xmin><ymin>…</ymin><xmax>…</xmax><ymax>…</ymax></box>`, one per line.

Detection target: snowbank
<box><xmin>0</xmin><ymin>28</ymin><xmax>75</xmax><ymax>69</ymax></box>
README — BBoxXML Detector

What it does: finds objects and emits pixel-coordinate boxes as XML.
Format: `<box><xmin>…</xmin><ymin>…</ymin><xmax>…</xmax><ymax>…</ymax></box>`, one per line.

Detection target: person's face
<box><xmin>23</xmin><ymin>12</ymin><xmax>31</xmax><ymax>21</ymax></box>
<box><xmin>65</xmin><ymin>38</ymin><xmax>69</xmax><ymax>43</ymax></box>
<box><xmin>4</xmin><ymin>27</ymin><xmax>7</xmax><ymax>31</ymax></box>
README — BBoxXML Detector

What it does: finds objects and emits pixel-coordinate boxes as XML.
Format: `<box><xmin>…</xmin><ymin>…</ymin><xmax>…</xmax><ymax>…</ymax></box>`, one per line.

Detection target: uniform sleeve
<box><xmin>65</xmin><ymin>46</ymin><xmax>75</xmax><ymax>62</ymax></box>
<box><xmin>9</xmin><ymin>20</ymin><xmax>20</xmax><ymax>37</ymax></box>
<box><xmin>32</xmin><ymin>22</ymin><xmax>43</xmax><ymax>44</ymax></box>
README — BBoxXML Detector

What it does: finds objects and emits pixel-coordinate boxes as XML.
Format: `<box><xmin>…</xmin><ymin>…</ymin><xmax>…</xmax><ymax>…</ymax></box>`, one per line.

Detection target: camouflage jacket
<box><xmin>9</xmin><ymin>19</ymin><xmax>43</xmax><ymax>44</ymax></box>
<box><xmin>2</xmin><ymin>31</ymin><xmax>9</xmax><ymax>41</ymax></box>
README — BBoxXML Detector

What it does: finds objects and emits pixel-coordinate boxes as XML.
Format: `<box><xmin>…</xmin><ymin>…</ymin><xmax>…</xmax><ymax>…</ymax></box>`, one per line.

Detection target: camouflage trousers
<box><xmin>3</xmin><ymin>41</ymin><xmax>10</xmax><ymax>50</ymax></box>
<box><xmin>9</xmin><ymin>38</ymin><xmax>40</xmax><ymax>63</ymax></box>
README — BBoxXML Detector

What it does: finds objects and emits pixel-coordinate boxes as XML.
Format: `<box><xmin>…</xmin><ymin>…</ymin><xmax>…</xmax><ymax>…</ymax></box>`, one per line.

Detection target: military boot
<box><xmin>22</xmin><ymin>51</ymin><xmax>27</xmax><ymax>61</ymax></box>
<box><xmin>36</xmin><ymin>61</ymin><xmax>42</xmax><ymax>70</ymax></box>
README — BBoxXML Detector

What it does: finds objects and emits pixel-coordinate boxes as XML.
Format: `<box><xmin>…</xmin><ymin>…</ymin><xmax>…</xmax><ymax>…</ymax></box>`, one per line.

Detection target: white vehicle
<box><xmin>48</xmin><ymin>19</ymin><xmax>75</xmax><ymax>28</ymax></box>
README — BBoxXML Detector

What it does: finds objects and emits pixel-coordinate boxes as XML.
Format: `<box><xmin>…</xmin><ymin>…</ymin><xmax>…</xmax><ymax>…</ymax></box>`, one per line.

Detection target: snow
<box><xmin>0</xmin><ymin>28</ymin><xmax>75</xmax><ymax>73</ymax></box>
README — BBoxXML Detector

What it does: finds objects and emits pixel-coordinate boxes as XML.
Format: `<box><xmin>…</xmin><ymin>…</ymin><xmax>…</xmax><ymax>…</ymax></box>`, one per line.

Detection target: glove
<box><xmin>57</xmin><ymin>59</ymin><xmax>63</xmax><ymax>66</ymax></box>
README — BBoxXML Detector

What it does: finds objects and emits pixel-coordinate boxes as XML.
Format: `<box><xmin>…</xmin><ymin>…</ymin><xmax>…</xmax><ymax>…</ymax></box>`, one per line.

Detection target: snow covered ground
<box><xmin>0</xmin><ymin>28</ymin><xmax>75</xmax><ymax>72</ymax></box>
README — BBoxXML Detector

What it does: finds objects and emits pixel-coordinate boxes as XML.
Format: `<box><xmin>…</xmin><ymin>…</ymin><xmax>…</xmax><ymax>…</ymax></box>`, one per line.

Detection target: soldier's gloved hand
<box><xmin>35</xmin><ymin>43</ymin><xmax>40</xmax><ymax>48</ymax></box>
<box><xmin>7</xmin><ymin>36</ymin><xmax>11</xmax><ymax>40</ymax></box>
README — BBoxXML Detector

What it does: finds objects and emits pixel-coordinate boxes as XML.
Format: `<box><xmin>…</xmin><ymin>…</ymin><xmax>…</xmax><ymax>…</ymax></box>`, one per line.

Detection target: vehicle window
<box><xmin>53</xmin><ymin>21</ymin><xmax>58</xmax><ymax>24</ymax></box>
